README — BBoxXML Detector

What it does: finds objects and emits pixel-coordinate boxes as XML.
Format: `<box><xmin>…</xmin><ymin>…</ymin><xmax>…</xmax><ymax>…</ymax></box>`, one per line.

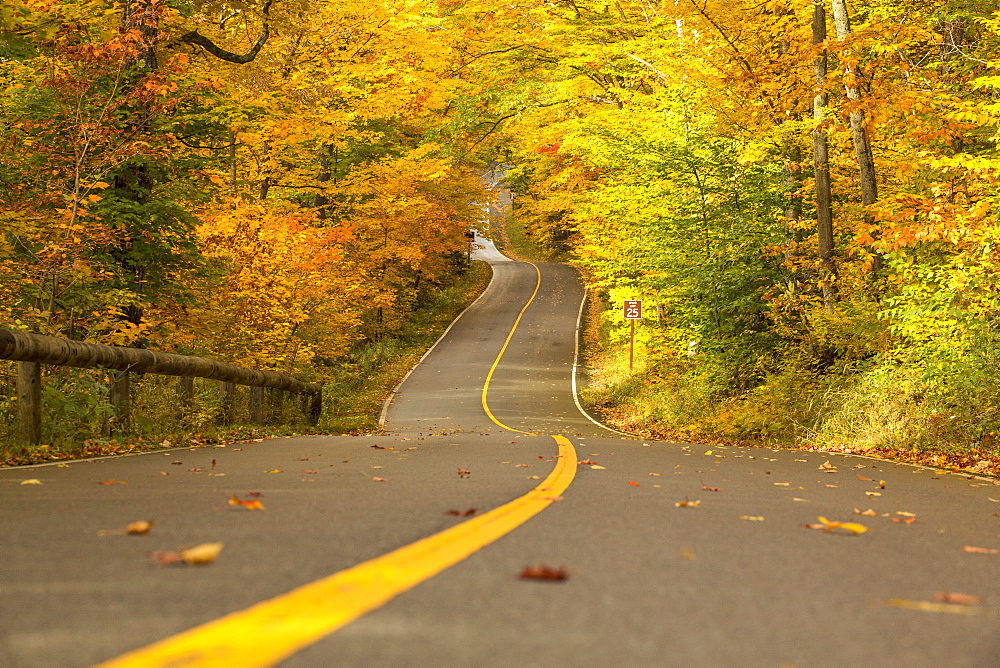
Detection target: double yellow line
<box><xmin>102</xmin><ymin>262</ymin><xmax>576</xmax><ymax>667</ymax></box>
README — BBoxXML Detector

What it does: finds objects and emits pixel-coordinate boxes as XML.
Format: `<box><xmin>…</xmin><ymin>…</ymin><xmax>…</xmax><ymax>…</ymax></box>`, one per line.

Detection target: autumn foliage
<box><xmin>3</xmin><ymin>0</ymin><xmax>1000</xmax><ymax>465</ymax></box>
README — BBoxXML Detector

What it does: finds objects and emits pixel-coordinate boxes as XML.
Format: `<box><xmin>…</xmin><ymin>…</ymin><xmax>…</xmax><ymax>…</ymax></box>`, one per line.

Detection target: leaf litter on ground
<box><xmin>148</xmin><ymin>542</ymin><xmax>223</xmax><ymax>566</ymax></box>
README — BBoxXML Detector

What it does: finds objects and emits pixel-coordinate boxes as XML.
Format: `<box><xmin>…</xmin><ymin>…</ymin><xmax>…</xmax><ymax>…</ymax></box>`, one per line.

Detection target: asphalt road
<box><xmin>2</xmin><ymin>237</ymin><xmax>999</xmax><ymax>666</ymax></box>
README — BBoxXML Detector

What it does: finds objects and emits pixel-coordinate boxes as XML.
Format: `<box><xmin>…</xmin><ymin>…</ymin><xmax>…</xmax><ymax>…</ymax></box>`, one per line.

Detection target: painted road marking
<box><xmin>99</xmin><ymin>435</ymin><xmax>576</xmax><ymax>667</ymax></box>
<box><xmin>481</xmin><ymin>261</ymin><xmax>542</xmax><ymax>435</ymax></box>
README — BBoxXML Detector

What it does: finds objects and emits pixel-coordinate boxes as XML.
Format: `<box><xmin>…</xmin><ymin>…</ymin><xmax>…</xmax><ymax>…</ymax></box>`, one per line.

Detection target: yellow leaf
<box><xmin>180</xmin><ymin>542</ymin><xmax>224</xmax><ymax>565</ymax></box>
<box><xmin>20</xmin><ymin>479</ymin><xmax>42</xmax><ymax>485</ymax></box>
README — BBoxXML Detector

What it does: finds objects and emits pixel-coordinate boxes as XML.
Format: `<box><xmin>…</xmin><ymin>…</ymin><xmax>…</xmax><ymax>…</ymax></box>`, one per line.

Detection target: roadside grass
<box><xmin>580</xmin><ymin>339</ymin><xmax>1000</xmax><ymax>477</ymax></box>
<box><xmin>0</xmin><ymin>262</ymin><xmax>492</xmax><ymax>467</ymax></box>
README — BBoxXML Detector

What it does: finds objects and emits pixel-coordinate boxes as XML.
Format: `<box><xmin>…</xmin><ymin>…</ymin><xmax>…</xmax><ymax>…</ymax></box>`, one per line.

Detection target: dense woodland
<box><xmin>2</xmin><ymin>0</ymin><xmax>999</xmax><ymax>470</ymax></box>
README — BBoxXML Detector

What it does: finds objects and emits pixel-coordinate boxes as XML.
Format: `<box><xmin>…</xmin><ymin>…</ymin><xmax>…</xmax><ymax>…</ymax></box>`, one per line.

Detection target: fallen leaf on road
<box><xmin>127</xmin><ymin>520</ymin><xmax>154</xmax><ymax>535</ymax></box>
<box><xmin>896</xmin><ymin>511</ymin><xmax>917</xmax><ymax>517</ymax></box>
<box><xmin>302</xmin><ymin>469</ymin><xmax>317</xmax><ymax>474</ymax></box>
<box><xmin>650</xmin><ymin>473</ymin><xmax>662</xmax><ymax>477</ymax></box>
<box><xmin>819</xmin><ymin>460</ymin><xmax>837</xmax><ymax>472</ymax></box>
<box><xmin>773</xmin><ymin>482</ymin><xmax>790</xmax><ymax>486</ymax></box>
<box><xmin>372</xmin><ymin>477</ymin><xmax>388</xmax><ymax>482</ymax></box>
<box><xmin>962</xmin><ymin>545</ymin><xmax>999</xmax><ymax>554</ymax></box>
<box><xmin>865</xmin><ymin>491</ymin><xmax>882</xmax><ymax>497</ymax></box>
<box><xmin>675</xmin><ymin>499</ymin><xmax>701</xmax><ymax>508</ymax></box>
<box><xmin>578</xmin><ymin>460</ymin><xmax>597</xmax><ymax>465</ymax></box>
<box><xmin>825</xmin><ymin>484</ymin><xmax>838</xmax><ymax>488</ymax></box>
<box><xmin>457</xmin><ymin>468</ymin><xmax>471</xmax><ymax>478</ymax></box>
<box><xmin>370</xmin><ymin>445</ymin><xmax>394</xmax><ymax>450</ymax></box>
<box><xmin>856</xmin><ymin>473</ymin><xmax>873</xmax><ymax>481</ymax></box>
<box><xmin>149</xmin><ymin>542</ymin><xmax>223</xmax><ymax>566</ymax></box>
<box><xmin>627</xmin><ymin>481</ymin><xmax>640</xmax><ymax>487</ymax></box>
<box><xmin>803</xmin><ymin>517</ymin><xmax>868</xmax><ymax>534</ymax></box>
<box><xmin>527</xmin><ymin>475</ymin><xmax>541</xmax><ymax>480</ymax></box>
<box><xmin>295</xmin><ymin>457</ymin><xmax>309</xmax><ymax>461</ymax></box>
<box><xmin>20</xmin><ymin>479</ymin><xmax>42</xmax><ymax>485</ymax></box>
<box><xmin>265</xmin><ymin>469</ymin><xmax>282</xmax><ymax>474</ymax></box>
<box><xmin>892</xmin><ymin>516</ymin><xmax>917</xmax><ymax>524</ymax></box>
<box><xmin>854</xmin><ymin>508</ymin><xmax>878</xmax><ymax>516</ymax></box>
<box><xmin>933</xmin><ymin>591</ymin><xmax>983</xmax><ymax>606</ymax></box>
<box><xmin>877</xmin><ymin>480</ymin><xmax>886</xmax><ymax>489</ymax></box>
<box><xmin>877</xmin><ymin>598</ymin><xmax>985</xmax><ymax>615</ymax></box>
<box><xmin>228</xmin><ymin>494</ymin><xmax>265</xmax><ymax>510</ymax></box>
<box><xmin>703</xmin><ymin>450</ymin><xmax>713</xmax><ymax>456</ymax></box>
<box><xmin>98</xmin><ymin>480</ymin><xmax>127</xmax><ymax>485</ymax></box>
<box><xmin>171</xmin><ymin>461</ymin><xmax>183</xmax><ymax>465</ymax></box>
<box><xmin>445</xmin><ymin>508</ymin><xmax>477</xmax><ymax>516</ymax></box>
<box><xmin>740</xmin><ymin>515</ymin><xmax>764</xmax><ymax>521</ymax></box>
<box><xmin>519</xmin><ymin>565</ymin><xmax>568</xmax><ymax>581</ymax></box>
<box><xmin>99</xmin><ymin>520</ymin><xmax>154</xmax><ymax>536</ymax></box>
<box><xmin>701</xmin><ymin>484</ymin><xmax>722</xmax><ymax>491</ymax></box>
<box><xmin>188</xmin><ymin>468</ymin><xmax>204</xmax><ymax>473</ymax></box>
<box><xmin>590</xmin><ymin>465</ymin><xmax>606</xmax><ymax>470</ymax></box>
<box><xmin>515</xmin><ymin>464</ymin><xmax>531</xmax><ymax>468</ymax></box>
<box><xmin>987</xmin><ymin>497</ymin><xmax>999</xmax><ymax>502</ymax></box>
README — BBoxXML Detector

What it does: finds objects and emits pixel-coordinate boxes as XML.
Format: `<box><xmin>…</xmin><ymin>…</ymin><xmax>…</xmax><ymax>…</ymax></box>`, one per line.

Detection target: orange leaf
<box><xmin>519</xmin><ymin>565</ymin><xmax>569</xmax><ymax>581</ymax></box>
<box><xmin>962</xmin><ymin>545</ymin><xmax>998</xmax><ymax>554</ymax></box>
<box><xmin>627</xmin><ymin>481</ymin><xmax>640</xmax><ymax>487</ymax></box>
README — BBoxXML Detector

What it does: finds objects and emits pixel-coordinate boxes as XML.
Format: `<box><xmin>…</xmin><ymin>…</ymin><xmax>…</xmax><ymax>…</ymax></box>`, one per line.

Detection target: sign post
<box><xmin>623</xmin><ymin>300</ymin><xmax>642</xmax><ymax>372</ymax></box>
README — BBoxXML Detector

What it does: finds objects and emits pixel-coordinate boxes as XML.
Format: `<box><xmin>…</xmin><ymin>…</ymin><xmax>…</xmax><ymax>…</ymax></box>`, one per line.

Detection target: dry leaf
<box><xmin>819</xmin><ymin>461</ymin><xmax>837</xmax><ymax>472</ymax></box>
<box><xmin>627</xmin><ymin>481</ymin><xmax>640</xmax><ymax>487</ymax></box>
<box><xmin>519</xmin><ymin>565</ymin><xmax>569</xmax><ymax>581</ymax></box>
<box><xmin>372</xmin><ymin>476</ymin><xmax>388</xmax><ymax>482</ymax></box>
<box><xmin>932</xmin><ymin>591</ymin><xmax>983</xmax><ymax>606</ymax></box>
<box><xmin>181</xmin><ymin>542</ymin><xmax>224</xmax><ymax>565</ymax></box>
<box><xmin>854</xmin><ymin>508</ymin><xmax>878</xmax><ymax>516</ymax></box>
<box><xmin>774</xmin><ymin>482</ymin><xmax>791</xmax><ymax>486</ymax></box>
<box><xmin>879</xmin><ymin>598</ymin><xmax>985</xmax><ymax>615</ymax></box>
<box><xmin>803</xmin><ymin>517</ymin><xmax>868</xmax><ymax>535</ymax></box>
<box><xmin>675</xmin><ymin>499</ymin><xmax>701</xmax><ymax>508</ymax></box>
<box><xmin>457</xmin><ymin>468</ymin><xmax>471</xmax><ymax>478</ymax></box>
<box><xmin>127</xmin><ymin>520</ymin><xmax>154</xmax><ymax>535</ymax></box>
<box><xmin>228</xmin><ymin>494</ymin><xmax>264</xmax><ymax>510</ymax></box>
<box><xmin>866</xmin><ymin>491</ymin><xmax>882</xmax><ymax>497</ymax></box>
<box><xmin>149</xmin><ymin>542</ymin><xmax>223</xmax><ymax>566</ymax></box>
<box><xmin>892</xmin><ymin>516</ymin><xmax>917</xmax><ymax>524</ymax></box>
<box><xmin>740</xmin><ymin>515</ymin><xmax>765</xmax><ymax>521</ymax></box>
<box><xmin>701</xmin><ymin>484</ymin><xmax>722</xmax><ymax>491</ymax></box>
<box><xmin>856</xmin><ymin>473</ymin><xmax>873</xmax><ymax>481</ymax></box>
<box><xmin>20</xmin><ymin>479</ymin><xmax>42</xmax><ymax>485</ymax></box>
<box><xmin>445</xmin><ymin>508</ymin><xmax>477</xmax><ymax>517</ymax></box>
<box><xmin>895</xmin><ymin>511</ymin><xmax>917</xmax><ymax>517</ymax></box>
<box><xmin>265</xmin><ymin>469</ymin><xmax>282</xmax><ymax>474</ymax></box>
<box><xmin>590</xmin><ymin>464</ymin><xmax>606</xmax><ymax>470</ymax></box>
<box><xmin>97</xmin><ymin>480</ymin><xmax>127</xmax><ymax>485</ymax></box>
<box><xmin>962</xmin><ymin>545</ymin><xmax>999</xmax><ymax>554</ymax></box>
<box><xmin>650</xmin><ymin>472</ymin><xmax>662</xmax><ymax>477</ymax></box>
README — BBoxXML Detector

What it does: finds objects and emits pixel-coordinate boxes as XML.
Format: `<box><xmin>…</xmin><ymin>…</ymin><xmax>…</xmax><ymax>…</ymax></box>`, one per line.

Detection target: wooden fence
<box><xmin>0</xmin><ymin>328</ymin><xmax>322</xmax><ymax>446</ymax></box>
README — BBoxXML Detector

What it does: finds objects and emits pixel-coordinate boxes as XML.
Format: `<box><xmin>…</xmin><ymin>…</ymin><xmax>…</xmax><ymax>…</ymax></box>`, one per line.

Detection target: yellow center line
<box><xmin>100</xmin><ymin>260</ymin><xmax>577</xmax><ymax>667</ymax></box>
<box><xmin>99</xmin><ymin>435</ymin><xmax>576</xmax><ymax>668</ymax></box>
<box><xmin>481</xmin><ymin>261</ymin><xmax>542</xmax><ymax>435</ymax></box>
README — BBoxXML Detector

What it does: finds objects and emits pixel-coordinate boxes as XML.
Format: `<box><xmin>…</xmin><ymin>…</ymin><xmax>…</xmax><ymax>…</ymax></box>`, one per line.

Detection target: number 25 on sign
<box><xmin>623</xmin><ymin>300</ymin><xmax>641</xmax><ymax>371</ymax></box>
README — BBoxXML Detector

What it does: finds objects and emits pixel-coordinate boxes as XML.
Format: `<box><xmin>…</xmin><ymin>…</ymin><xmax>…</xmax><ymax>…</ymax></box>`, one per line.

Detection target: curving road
<box><xmin>1</xmin><ymin>234</ymin><xmax>999</xmax><ymax>666</ymax></box>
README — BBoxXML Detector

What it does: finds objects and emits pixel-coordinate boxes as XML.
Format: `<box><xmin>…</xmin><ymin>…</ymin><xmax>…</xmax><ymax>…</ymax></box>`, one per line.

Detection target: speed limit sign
<box><xmin>623</xmin><ymin>300</ymin><xmax>642</xmax><ymax>319</ymax></box>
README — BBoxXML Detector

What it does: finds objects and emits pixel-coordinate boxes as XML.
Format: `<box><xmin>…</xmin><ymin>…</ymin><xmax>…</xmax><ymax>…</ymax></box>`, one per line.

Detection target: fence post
<box><xmin>16</xmin><ymin>361</ymin><xmax>41</xmax><ymax>446</ymax></box>
<box><xmin>250</xmin><ymin>386</ymin><xmax>264</xmax><ymax>425</ymax></box>
<box><xmin>309</xmin><ymin>387</ymin><xmax>322</xmax><ymax>425</ymax></box>
<box><xmin>176</xmin><ymin>376</ymin><xmax>194</xmax><ymax>422</ymax></box>
<box><xmin>109</xmin><ymin>369</ymin><xmax>130</xmax><ymax>435</ymax></box>
<box><xmin>268</xmin><ymin>387</ymin><xmax>283</xmax><ymax>424</ymax></box>
<box><xmin>219</xmin><ymin>381</ymin><xmax>236</xmax><ymax>425</ymax></box>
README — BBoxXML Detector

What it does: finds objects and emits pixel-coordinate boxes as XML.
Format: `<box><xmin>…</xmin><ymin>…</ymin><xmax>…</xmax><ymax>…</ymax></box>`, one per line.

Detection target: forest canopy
<box><xmin>3</xmin><ymin>0</ymin><xmax>999</xmax><ymax>466</ymax></box>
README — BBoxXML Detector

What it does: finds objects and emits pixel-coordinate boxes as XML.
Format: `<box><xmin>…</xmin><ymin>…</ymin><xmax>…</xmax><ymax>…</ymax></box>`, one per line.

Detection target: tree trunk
<box><xmin>812</xmin><ymin>0</ymin><xmax>836</xmax><ymax>311</ymax></box>
<box><xmin>830</xmin><ymin>0</ymin><xmax>881</xmax><ymax>275</ymax></box>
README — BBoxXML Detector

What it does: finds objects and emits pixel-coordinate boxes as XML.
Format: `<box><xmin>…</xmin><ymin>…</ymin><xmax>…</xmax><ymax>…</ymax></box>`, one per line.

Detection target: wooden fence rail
<box><xmin>0</xmin><ymin>328</ymin><xmax>322</xmax><ymax>446</ymax></box>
